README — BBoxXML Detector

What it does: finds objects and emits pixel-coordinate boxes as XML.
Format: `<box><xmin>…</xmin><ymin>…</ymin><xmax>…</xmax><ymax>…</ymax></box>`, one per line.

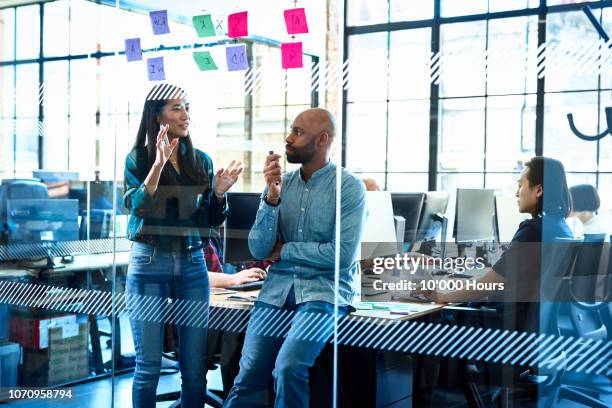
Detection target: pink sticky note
<box><xmin>281</xmin><ymin>42</ymin><xmax>303</xmax><ymax>69</ymax></box>
<box><xmin>284</xmin><ymin>8</ymin><xmax>309</xmax><ymax>35</ymax></box>
<box><xmin>228</xmin><ymin>11</ymin><xmax>248</xmax><ymax>38</ymax></box>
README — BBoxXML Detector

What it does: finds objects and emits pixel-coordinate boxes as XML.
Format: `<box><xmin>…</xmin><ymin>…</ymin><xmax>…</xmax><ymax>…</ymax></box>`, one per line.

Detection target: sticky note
<box><xmin>192</xmin><ymin>14</ymin><xmax>216</xmax><ymax>37</ymax></box>
<box><xmin>147</xmin><ymin>57</ymin><xmax>166</xmax><ymax>81</ymax></box>
<box><xmin>281</xmin><ymin>42</ymin><xmax>303</xmax><ymax>69</ymax></box>
<box><xmin>193</xmin><ymin>51</ymin><xmax>218</xmax><ymax>71</ymax></box>
<box><xmin>226</xmin><ymin>45</ymin><xmax>249</xmax><ymax>71</ymax></box>
<box><xmin>150</xmin><ymin>10</ymin><xmax>170</xmax><ymax>35</ymax></box>
<box><xmin>284</xmin><ymin>8</ymin><xmax>309</xmax><ymax>35</ymax></box>
<box><xmin>228</xmin><ymin>11</ymin><xmax>248</xmax><ymax>38</ymax></box>
<box><xmin>125</xmin><ymin>38</ymin><xmax>142</xmax><ymax>62</ymax></box>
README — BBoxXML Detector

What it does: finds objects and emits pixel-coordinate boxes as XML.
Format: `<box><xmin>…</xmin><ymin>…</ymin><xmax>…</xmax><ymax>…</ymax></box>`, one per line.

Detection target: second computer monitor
<box><xmin>454</xmin><ymin>189</ymin><xmax>496</xmax><ymax>243</ymax></box>
<box><xmin>495</xmin><ymin>195</ymin><xmax>528</xmax><ymax>243</ymax></box>
<box><xmin>416</xmin><ymin>192</ymin><xmax>450</xmax><ymax>242</ymax></box>
<box><xmin>390</xmin><ymin>193</ymin><xmax>425</xmax><ymax>244</ymax></box>
<box><xmin>223</xmin><ymin>192</ymin><xmax>261</xmax><ymax>264</ymax></box>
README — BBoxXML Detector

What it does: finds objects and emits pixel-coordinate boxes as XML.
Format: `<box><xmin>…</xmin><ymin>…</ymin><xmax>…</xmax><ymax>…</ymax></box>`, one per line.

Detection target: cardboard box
<box><xmin>10</xmin><ymin>314</ymin><xmax>80</xmax><ymax>350</ymax></box>
<box><xmin>19</xmin><ymin>321</ymin><xmax>88</xmax><ymax>386</ymax></box>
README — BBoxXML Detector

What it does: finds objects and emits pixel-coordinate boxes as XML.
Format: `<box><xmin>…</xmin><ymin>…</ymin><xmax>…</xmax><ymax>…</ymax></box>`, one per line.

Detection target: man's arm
<box><xmin>280</xmin><ymin>177</ymin><xmax>366</xmax><ymax>271</ymax></box>
<box><xmin>248</xmin><ymin>188</ymin><xmax>280</xmax><ymax>260</ymax></box>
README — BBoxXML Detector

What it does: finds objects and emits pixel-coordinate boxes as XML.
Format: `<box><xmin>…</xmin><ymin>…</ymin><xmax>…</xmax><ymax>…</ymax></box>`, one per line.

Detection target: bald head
<box><xmin>298</xmin><ymin>108</ymin><xmax>336</xmax><ymax>141</ymax></box>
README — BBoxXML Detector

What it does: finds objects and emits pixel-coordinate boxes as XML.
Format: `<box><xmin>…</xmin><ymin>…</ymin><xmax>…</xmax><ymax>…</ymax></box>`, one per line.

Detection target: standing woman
<box><xmin>124</xmin><ymin>83</ymin><xmax>242</xmax><ymax>408</ymax></box>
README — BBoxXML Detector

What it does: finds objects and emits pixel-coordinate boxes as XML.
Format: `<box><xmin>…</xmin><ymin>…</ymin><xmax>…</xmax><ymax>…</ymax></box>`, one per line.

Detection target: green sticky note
<box><xmin>193</xmin><ymin>51</ymin><xmax>218</xmax><ymax>71</ymax></box>
<box><xmin>192</xmin><ymin>14</ymin><xmax>216</xmax><ymax>37</ymax></box>
<box><xmin>353</xmin><ymin>302</ymin><xmax>374</xmax><ymax>310</ymax></box>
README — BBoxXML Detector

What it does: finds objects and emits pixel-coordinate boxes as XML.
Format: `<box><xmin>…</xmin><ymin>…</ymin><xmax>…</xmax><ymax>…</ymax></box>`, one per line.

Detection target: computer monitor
<box><xmin>223</xmin><ymin>192</ymin><xmax>261</xmax><ymax>264</ymax></box>
<box><xmin>454</xmin><ymin>189</ymin><xmax>496</xmax><ymax>243</ymax></box>
<box><xmin>416</xmin><ymin>192</ymin><xmax>450</xmax><ymax>242</ymax></box>
<box><xmin>495</xmin><ymin>195</ymin><xmax>528</xmax><ymax>243</ymax></box>
<box><xmin>360</xmin><ymin>191</ymin><xmax>400</xmax><ymax>259</ymax></box>
<box><xmin>390</xmin><ymin>193</ymin><xmax>425</xmax><ymax>244</ymax></box>
<box><xmin>7</xmin><ymin>199</ymin><xmax>79</xmax><ymax>243</ymax></box>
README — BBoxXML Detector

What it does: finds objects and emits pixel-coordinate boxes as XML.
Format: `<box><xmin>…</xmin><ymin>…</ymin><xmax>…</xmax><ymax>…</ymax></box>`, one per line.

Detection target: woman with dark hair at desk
<box><xmin>421</xmin><ymin>156</ymin><xmax>573</xmax><ymax>308</ymax></box>
<box><xmin>123</xmin><ymin>83</ymin><xmax>242</xmax><ymax>408</ymax></box>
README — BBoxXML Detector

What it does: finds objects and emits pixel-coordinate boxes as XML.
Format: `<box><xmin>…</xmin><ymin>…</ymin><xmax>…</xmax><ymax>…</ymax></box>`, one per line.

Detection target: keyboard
<box><xmin>226</xmin><ymin>280</ymin><xmax>263</xmax><ymax>291</ymax></box>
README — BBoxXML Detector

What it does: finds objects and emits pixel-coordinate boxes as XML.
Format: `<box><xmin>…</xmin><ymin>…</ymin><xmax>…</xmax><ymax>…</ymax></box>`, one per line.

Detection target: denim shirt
<box><xmin>249</xmin><ymin>161</ymin><xmax>367</xmax><ymax>307</ymax></box>
<box><xmin>123</xmin><ymin>146</ymin><xmax>228</xmax><ymax>250</ymax></box>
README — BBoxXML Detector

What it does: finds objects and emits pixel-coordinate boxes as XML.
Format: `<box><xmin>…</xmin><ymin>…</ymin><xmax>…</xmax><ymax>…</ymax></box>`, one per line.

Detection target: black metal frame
<box><xmin>342</xmin><ymin>0</ymin><xmax>612</xmax><ymax>190</ymax></box>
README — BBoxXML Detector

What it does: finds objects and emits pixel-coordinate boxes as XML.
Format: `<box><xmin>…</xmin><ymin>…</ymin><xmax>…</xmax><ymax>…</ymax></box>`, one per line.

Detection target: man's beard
<box><xmin>286</xmin><ymin>141</ymin><xmax>316</xmax><ymax>164</ymax></box>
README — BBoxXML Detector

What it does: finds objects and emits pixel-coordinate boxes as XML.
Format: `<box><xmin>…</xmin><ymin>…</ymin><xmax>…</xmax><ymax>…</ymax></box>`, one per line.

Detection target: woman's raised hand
<box><xmin>154</xmin><ymin>124</ymin><xmax>178</xmax><ymax>167</ymax></box>
<box><xmin>213</xmin><ymin>160</ymin><xmax>243</xmax><ymax>198</ymax></box>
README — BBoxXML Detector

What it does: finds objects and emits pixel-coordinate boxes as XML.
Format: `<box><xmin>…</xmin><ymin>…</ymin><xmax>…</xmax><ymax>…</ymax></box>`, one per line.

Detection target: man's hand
<box><xmin>265</xmin><ymin>240</ymin><xmax>283</xmax><ymax>262</ymax></box>
<box><xmin>264</xmin><ymin>153</ymin><xmax>282</xmax><ymax>203</ymax></box>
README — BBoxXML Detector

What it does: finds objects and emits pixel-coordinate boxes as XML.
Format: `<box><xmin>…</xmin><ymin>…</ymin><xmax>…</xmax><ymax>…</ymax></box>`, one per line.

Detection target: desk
<box><xmin>209</xmin><ymin>289</ymin><xmax>445</xmax><ymax>407</ymax></box>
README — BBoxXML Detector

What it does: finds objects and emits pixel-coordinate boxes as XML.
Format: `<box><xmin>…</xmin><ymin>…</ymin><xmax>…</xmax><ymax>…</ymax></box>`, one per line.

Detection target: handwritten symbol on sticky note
<box><xmin>281</xmin><ymin>42</ymin><xmax>303</xmax><ymax>69</ymax></box>
<box><xmin>226</xmin><ymin>45</ymin><xmax>249</xmax><ymax>71</ymax></box>
<box><xmin>147</xmin><ymin>57</ymin><xmax>166</xmax><ymax>81</ymax></box>
<box><xmin>150</xmin><ymin>10</ymin><xmax>170</xmax><ymax>35</ymax></box>
<box><xmin>193</xmin><ymin>51</ymin><xmax>218</xmax><ymax>71</ymax></box>
<box><xmin>125</xmin><ymin>38</ymin><xmax>142</xmax><ymax>62</ymax></box>
<box><xmin>228</xmin><ymin>11</ymin><xmax>248</xmax><ymax>38</ymax></box>
<box><xmin>192</xmin><ymin>14</ymin><xmax>216</xmax><ymax>37</ymax></box>
<box><xmin>284</xmin><ymin>8</ymin><xmax>309</xmax><ymax>35</ymax></box>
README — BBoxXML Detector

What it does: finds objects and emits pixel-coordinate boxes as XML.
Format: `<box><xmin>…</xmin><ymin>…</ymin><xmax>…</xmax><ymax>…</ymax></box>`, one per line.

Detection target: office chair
<box><xmin>453</xmin><ymin>238</ymin><xmax>582</xmax><ymax>408</ymax></box>
<box><xmin>555</xmin><ymin>234</ymin><xmax>611</xmax><ymax>408</ymax></box>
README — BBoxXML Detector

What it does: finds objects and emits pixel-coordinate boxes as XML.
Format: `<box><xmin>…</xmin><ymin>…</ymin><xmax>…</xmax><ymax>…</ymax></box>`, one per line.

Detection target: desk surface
<box><xmin>0</xmin><ymin>251</ymin><xmax>130</xmax><ymax>277</ymax></box>
<box><xmin>210</xmin><ymin>290</ymin><xmax>444</xmax><ymax>321</ymax></box>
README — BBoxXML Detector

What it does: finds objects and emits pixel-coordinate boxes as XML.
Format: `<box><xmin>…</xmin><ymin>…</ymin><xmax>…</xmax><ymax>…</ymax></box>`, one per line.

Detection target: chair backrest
<box><xmin>79</xmin><ymin>209</ymin><xmax>113</xmax><ymax>240</ymax></box>
<box><xmin>539</xmin><ymin>238</ymin><xmax>582</xmax><ymax>335</ymax></box>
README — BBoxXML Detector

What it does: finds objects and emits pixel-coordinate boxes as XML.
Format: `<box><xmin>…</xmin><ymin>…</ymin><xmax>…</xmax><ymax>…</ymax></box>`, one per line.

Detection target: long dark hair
<box><xmin>131</xmin><ymin>83</ymin><xmax>209</xmax><ymax>190</ymax></box>
<box><xmin>524</xmin><ymin>156</ymin><xmax>572</xmax><ymax>218</ymax></box>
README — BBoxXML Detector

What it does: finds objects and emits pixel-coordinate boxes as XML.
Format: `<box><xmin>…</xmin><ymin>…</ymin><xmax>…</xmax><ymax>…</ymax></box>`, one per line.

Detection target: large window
<box><xmin>345</xmin><ymin>0</ymin><xmax>612</xmax><ymax>216</ymax></box>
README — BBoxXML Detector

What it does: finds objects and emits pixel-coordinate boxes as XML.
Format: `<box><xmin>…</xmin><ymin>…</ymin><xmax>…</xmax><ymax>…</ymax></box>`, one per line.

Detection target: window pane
<box><xmin>440</xmin><ymin>22</ymin><xmax>486</xmax><ymax>97</ymax></box>
<box><xmin>437</xmin><ymin>173</ymin><xmax>484</xmax><ymax>190</ymax></box>
<box><xmin>602</xmin><ymin>7</ymin><xmax>612</xmax><ymax>93</ymax></box>
<box><xmin>545</xmin><ymin>10</ymin><xmax>602</xmax><ymax>92</ymax></box>
<box><xmin>0</xmin><ymin>118</ymin><xmax>15</xmax><ymax>176</ymax></box>
<box><xmin>438</xmin><ymin>97</ymin><xmax>485</xmax><ymax>172</ymax></box>
<box><xmin>69</xmin><ymin>0</ymin><xmax>98</xmax><ymax>55</ymax></box>
<box><xmin>389</xmin><ymin>28</ymin><xmax>431</xmax><ymax>100</ymax></box>
<box><xmin>543</xmin><ymin>91</ymin><xmax>598</xmax><ymax>172</ymax></box>
<box><xmin>347</xmin><ymin>0</ymin><xmax>389</xmax><ymax>26</ymax></box>
<box><xmin>16</xmin><ymin>5</ymin><xmax>40</xmax><ymax>60</ymax></box>
<box><xmin>387</xmin><ymin>173</ymin><xmax>428</xmax><ymax>192</ymax></box>
<box><xmin>390</xmin><ymin>0</ymin><xmax>433</xmax><ymax>22</ymax></box>
<box><xmin>15</xmin><ymin>117</ymin><xmax>38</xmax><ymax>174</ymax></box>
<box><xmin>43</xmin><ymin>60</ymin><xmax>68</xmax><ymax>118</ymax></box>
<box><xmin>0</xmin><ymin>8</ymin><xmax>15</xmax><ymax>60</ymax></box>
<box><xmin>253</xmin><ymin>45</ymin><xmax>285</xmax><ymax>106</ymax></box>
<box><xmin>43</xmin><ymin>0</ymin><xmax>69</xmax><ymax>57</ymax></box>
<box><xmin>485</xmin><ymin>173</ymin><xmax>521</xmax><ymax>196</ymax></box>
<box><xmin>16</xmin><ymin>63</ymin><xmax>39</xmax><ymax>117</ymax></box>
<box><xmin>0</xmin><ymin>66</ymin><xmax>15</xmax><ymax>117</ymax></box>
<box><xmin>487</xmin><ymin>16</ymin><xmax>538</xmax><ymax>95</ymax></box>
<box><xmin>597</xmin><ymin>91</ymin><xmax>612</xmax><ymax>171</ymax></box>
<box><xmin>441</xmin><ymin>0</ymin><xmax>487</xmax><ymax>17</ymax></box>
<box><xmin>348</xmin><ymin>33</ymin><xmax>388</xmax><ymax>102</ymax></box>
<box><xmin>488</xmin><ymin>0</ymin><xmax>539</xmax><ymax>12</ymax></box>
<box><xmin>387</xmin><ymin>100</ymin><xmax>429</xmax><ymax>172</ymax></box>
<box><xmin>486</xmin><ymin>95</ymin><xmax>536</xmax><ymax>172</ymax></box>
<box><xmin>346</xmin><ymin>102</ymin><xmax>387</xmax><ymax>172</ymax></box>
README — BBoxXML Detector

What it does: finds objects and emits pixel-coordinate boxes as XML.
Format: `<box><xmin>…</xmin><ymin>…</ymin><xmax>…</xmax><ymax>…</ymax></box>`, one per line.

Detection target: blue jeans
<box><xmin>126</xmin><ymin>242</ymin><xmax>210</xmax><ymax>408</ymax></box>
<box><xmin>223</xmin><ymin>288</ymin><xmax>349</xmax><ymax>408</ymax></box>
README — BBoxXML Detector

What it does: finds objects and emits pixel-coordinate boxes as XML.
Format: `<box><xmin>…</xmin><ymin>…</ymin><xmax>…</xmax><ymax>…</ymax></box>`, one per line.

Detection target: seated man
<box><xmin>223</xmin><ymin>108</ymin><xmax>367</xmax><ymax>408</ymax></box>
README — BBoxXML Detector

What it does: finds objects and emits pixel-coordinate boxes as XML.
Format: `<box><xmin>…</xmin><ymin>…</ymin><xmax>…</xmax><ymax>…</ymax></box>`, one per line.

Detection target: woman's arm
<box><xmin>208</xmin><ymin>268</ymin><xmax>266</xmax><ymax>288</ymax></box>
